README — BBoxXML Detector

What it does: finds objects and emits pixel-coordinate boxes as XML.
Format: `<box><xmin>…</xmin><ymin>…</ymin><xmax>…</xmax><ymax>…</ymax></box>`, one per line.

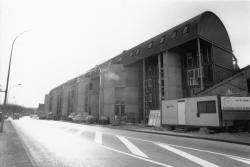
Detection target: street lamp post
<box><xmin>0</xmin><ymin>31</ymin><xmax>28</xmax><ymax>132</ymax></box>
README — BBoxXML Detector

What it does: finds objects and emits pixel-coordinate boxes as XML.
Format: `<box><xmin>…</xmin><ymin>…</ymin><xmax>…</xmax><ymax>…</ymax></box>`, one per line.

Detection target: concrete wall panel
<box><xmin>164</xmin><ymin>51</ymin><xmax>183</xmax><ymax>100</ymax></box>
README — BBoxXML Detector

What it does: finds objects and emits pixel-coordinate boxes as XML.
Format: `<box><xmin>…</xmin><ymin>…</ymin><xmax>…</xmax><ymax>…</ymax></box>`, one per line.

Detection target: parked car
<box><xmin>67</xmin><ymin>111</ymin><xmax>79</xmax><ymax>121</ymax></box>
<box><xmin>85</xmin><ymin>115</ymin><xmax>97</xmax><ymax>124</ymax></box>
<box><xmin>99</xmin><ymin>115</ymin><xmax>110</xmax><ymax>124</ymax></box>
<box><xmin>13</xmin><ymin>113</ymin><xmax>20</xmax><ymax>119</ymax></box>
<box><xmin>47</xmin><ymin>112</ymin><xmax>55</xmax><ymax>120</ymax></box>
<box><xmin>38</xmin><ymin>113</ymin><xmax>46</xmax><ymax>119</ymax></box>
<box><xmin>0</xmin><ymin>111</ymin><xmax>10</xmax><ymax>120</ymax></box>
<box><xmin>72</xmin><ymin>112</ymin><xmax>88</xmax><ymax>122</ymax></box>
<box><xmin>30</xmin><ymin>114</ymin><xmax>39</xmax><ymax>119</ymax></box>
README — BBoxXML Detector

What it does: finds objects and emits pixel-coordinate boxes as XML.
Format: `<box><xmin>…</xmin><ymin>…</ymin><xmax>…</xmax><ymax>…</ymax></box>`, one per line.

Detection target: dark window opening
<box><xmin>171</xmin><ymin>30</ymin><xmax>177</xmax><ymax>39</ymax></box>
<box><xmin>121</xmin><ymin>102</ymin><xmax>125</xmax><ymax>116</ymax></box>
<box><xmin>201</xmin><ymin>47</ymin><xmax>211</xmax><ymax>64</ymax></box>
<box><xmin>136</xmin><ymin>49</ymin><xmax>140</xmax><ymax>55</ymax></box>
<box><xmin>148</xmin><ymin>94</ymin><xmax>152</xmax><ymax>102</ymax></box>
<box><xmin>89</xmin><ymin>83</ymin><xmax>93</xmax><ymax>90</ymax></box>
<box><xmin>85</xmin><ymin>104</ymin><xmax>88</xmax><ymax>113</ymax></box>
<box><xmin>161</xmin><ymin>80</ymin><xmax>164</xmax><ymax>87</ymax></box>
<box><xmin>88</xmin><ymin>106</ymin><xmax>91</xmax><ymax>115</ymax></box>
<box><xmin>160</xmin><ymin>36</ymin><xmax>165</xmax><ymax>43</ymax></box>
<box><xmin>160</xmin><ymin>54</ymin><xmax>164</xmax><ymax>68</ymax></box>
<box><xmin>115</xmin><ymin>105</ymin><xmax>119</xmax><ymax>116</ymax></box>
<box><xmin>148</xmin><ymin>42</ymin><xmax>153</xmax><ymax>49</ymax></box>
<box><xmin>203</xmin><ymin>65</ymin><xmax>213</xmax><ymax>85</ymax></box>
<box><xmin>115</xmin><ymin>101</ymin><xmax>125</xmax><ymax>117</ymax></box>
<box><xmin>148</xmin><ymin>79</ymin><xmax>152</xmax><ymax>87</ymax></box>
<box><xmin>197</xmin><ymin>100</ymin><xmax>216</xmax><ymax>116</ymax></box>
<box><xmin>161</xmin><ymin>87</ymin><xmax>165</xmax><ymax>99</ymax></box>
<box><xmin>185</xmin><ymin>52</ymin><xmax>200</xmax><ymax>69</ymax></box>
<box><xmin>161</xmin><ymin>70</ymin><xmax>164</xmax><ymax>78</ymax></box>
<box><xmin>116</xmin><ymin>57</ymin><xmax>122</xmax><ymax>64</ymax></box>
<box><xmin>187</xmin><ymin>68</ymin><xmax>201</xmax><ymax>86</ymax></box>
<box><xmin>183</xmin><ymin>25</ymin><xmax>190</xmax><ymax>35</ymax></box>
<box><xmin>247</xmin><ymin>79</ymin><xmax>250</xmax><ymax>95</ymax></box>
<box><xmin>186</xmin><ymin>52</ymin><xmax>193</xmax><ymax>67</ymax></box>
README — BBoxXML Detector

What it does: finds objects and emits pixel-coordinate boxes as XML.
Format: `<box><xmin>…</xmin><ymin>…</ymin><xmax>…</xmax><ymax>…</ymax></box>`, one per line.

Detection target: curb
<box><xmin>122</xmin><ymin>128</ymin><xmax>250</xmax><ymax>146</ymax></box>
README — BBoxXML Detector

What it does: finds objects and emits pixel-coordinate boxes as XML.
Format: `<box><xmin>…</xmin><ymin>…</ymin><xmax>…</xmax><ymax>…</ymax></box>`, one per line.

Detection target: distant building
<box><xmin>36</xmin><ymin>103</ymin><xmax>45</xmax><ymax>118</ymax></box>
<box><xmin>44</xmin><ymin>94</ymin><xmax>50</xmax><ymax>115</ymax></box>
<box><xmin>44</xmin><ymin>11</ymin><xmax>249</xmax><ymax>124</ymax></box>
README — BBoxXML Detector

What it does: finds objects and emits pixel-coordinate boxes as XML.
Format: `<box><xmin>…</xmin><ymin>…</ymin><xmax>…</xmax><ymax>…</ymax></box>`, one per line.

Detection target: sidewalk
<box><xmin>102</xmin><ymin>123</ymin><xmax>250</xmax><ymax>146</ymax></box>
<box><xmin>0</xmin><ymin>120</ymin><xmax>33</xmax><ymax>167</ymax></box>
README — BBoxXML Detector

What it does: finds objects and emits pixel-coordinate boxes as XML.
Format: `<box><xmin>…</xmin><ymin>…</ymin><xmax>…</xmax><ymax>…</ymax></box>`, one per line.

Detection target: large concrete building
<box><xmin>44</xmin><ymin>11</ymin><xmax>250</xmax><ymax>124</ymax></box>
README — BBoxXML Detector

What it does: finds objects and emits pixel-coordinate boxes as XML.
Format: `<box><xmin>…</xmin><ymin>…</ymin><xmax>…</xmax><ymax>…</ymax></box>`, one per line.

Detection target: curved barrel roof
<box><xmin>48</xmin><ymin>11</ymin><xmax>233</xmax><ymax>95</ymax></box>
<box><xmin>119</xmin><ymin>11</ymin><xmax>232</xmax><ymax>65</ymax></box>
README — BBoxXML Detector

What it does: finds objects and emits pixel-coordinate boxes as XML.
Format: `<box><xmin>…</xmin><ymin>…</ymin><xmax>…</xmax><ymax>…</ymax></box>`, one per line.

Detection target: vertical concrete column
<box><xmin>98</xmin><ymin>69</ymin><xmax>102</xmax><ymax>120</ymax></box>
<box><xmin>158</xmin><ymin>54</ymin><xmax>162</xmax><ymax>126</ymax></box>
<box><xmin>142</xmin><ymin>59</ymin><xmax>146</xmax><ymax>124</ymax></box>
<box><xmin>164</xmin><ymin>51</ymin><xmax>183</xmax><ymax>99</ymax></box>
<box><xmin>197</xmin><ymin>38</ymin><xmax>204</xmax><ymax>90</ymax></box>
<box><xmin>75</xmin><ymin>83</ymin><xmax>79</xmax><ymax>113</ymax></box>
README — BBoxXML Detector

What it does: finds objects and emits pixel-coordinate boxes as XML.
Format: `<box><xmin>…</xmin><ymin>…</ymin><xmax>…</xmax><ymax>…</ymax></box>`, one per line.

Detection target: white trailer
<box><xmin>162</xmin><ymin>96</ymin><xmax>250</xmax><ymax>128</ymax></box>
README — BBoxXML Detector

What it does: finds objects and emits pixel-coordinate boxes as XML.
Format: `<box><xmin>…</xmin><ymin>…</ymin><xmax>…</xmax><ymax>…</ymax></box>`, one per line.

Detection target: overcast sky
<box><xmin>0</xmin><ymin>0</ymin><xmax>250</xmax><ymax>108</ymax></box>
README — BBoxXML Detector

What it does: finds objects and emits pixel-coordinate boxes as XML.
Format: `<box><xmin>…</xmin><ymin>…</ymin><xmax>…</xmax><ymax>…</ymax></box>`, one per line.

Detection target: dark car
<box><xmin>99</xmin><ymin>115</ymin><xmax>110</xmax><ymax>124</ymax></box>
<box><xmin>38</xmin><ymin>113</ymin><xmax>46</xmax><ymax>119</ymax></box>
<box><xmin>13</xmin><ymin>113</ymin><xmax>20</xmax><ymax>119</ymax></box>
<box><xmin>84</xmin><ymin>115</ymin><xmax>97</xmax><ymax>124</ymax></box>
<box><xmin>47</xmin><ymin>112</ymin><xmax>55</xmax><ymax>120</ymax></box>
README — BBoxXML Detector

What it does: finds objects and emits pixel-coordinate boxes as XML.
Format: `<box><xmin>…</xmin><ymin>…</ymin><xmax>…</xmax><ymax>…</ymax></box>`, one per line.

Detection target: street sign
<box><xmin>221</xmin><ymin>96</ymin><xmax>250</xmax><ymax>110</ymax></box>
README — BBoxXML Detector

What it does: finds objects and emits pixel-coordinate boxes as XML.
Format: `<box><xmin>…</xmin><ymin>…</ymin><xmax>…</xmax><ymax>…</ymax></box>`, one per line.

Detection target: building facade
<box><xmin>44</xmin><ymin>11</ymin><xmax>249</xmax><ymax>124</ymax></box>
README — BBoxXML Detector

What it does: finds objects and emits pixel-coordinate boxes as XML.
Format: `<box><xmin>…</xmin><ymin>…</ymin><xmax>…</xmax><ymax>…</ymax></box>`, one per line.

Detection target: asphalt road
<box><xmin>11</xmin><ymin>117</ymin><xmax>250</xmax><ymax>167</ymax></box>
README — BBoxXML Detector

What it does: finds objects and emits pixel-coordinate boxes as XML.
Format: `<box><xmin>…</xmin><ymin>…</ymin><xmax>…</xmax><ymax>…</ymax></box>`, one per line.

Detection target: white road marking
<box><xmin>226</xmin><ymin>155</ymin><xmax>250</xmax><ymax>165</ymax></box>
<box><xmin>121</xmin><ymin>135</ymin><xmax>250</xmax><ymax>162</ymax></box>
<box><xmin>99</xmin><ymin>144</ymin><xmax>174</xmax><ymax>167</ymax></box>
<box><xmin>156</xmin><ymin>143</ymin><xmax>220</xmax><ymax>167</ymax></box>
<box><xmin>95</xmin><ymin>132</ymin><xmax>102</xmax><ymax>144</ymax></box>
<box><xmin>117</xmin><ymin>135</ymin><xmax>149</xmax><ymax>158</ymax></box>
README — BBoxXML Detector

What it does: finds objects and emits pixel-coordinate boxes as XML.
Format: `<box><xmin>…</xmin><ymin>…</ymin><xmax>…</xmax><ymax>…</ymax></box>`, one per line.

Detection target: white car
<box><xmin>30</xmin><ymin>114</ymin><xmax>39</xmax><ymax>119</ymax></box>
<box><xmin>67</xmin><ymin>112</ymin><xmax>79</xmax><ymax>121</ymax></box>
<box><xmin>72</xmin><ymin>112</ymin><xmax>88</xmax><ymax>122</ymax></box>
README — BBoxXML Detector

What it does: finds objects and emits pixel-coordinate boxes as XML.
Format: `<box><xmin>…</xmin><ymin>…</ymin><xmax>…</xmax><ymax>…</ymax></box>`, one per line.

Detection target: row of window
<box><xmin>128</xmin><ymin>25</ymin><xmax>190</xmax><ymax>57</ymax></box>
<box><xmin>129</xmin><ymin>36</ymin><xmax>165</xmax><ymax>57</ymax></box>
<box><xmin>171</xmin><ymin>25</ymin><xmax>190</xmax><ymax>39</ymax></box>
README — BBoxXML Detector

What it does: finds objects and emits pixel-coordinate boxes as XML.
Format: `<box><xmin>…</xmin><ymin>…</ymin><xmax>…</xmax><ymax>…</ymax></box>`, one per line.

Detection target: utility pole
<box><xmin>0</xmin><ymin>31</ymin><xmax>28</xmax><ymax>132</ymax></box>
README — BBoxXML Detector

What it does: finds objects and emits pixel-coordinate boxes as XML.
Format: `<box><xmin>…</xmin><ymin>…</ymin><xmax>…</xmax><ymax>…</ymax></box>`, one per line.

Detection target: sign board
<box><xmin>148</xmin><ymin>110</ymin><xmax>161</xmax><ymax>127</ymax></box>
<box><xmin>221</xmin><ymin>96</ymin><xmax>250</xmax><ymax>110</ymax></box>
